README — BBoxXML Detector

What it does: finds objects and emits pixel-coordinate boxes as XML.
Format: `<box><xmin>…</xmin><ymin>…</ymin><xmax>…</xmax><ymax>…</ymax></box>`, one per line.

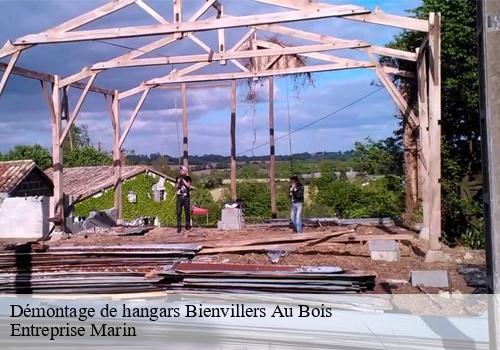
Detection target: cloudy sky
<box><xmin>0</xmin><ymin>0</ymin><xmax>421</xmax><ymax>157</ymax></box>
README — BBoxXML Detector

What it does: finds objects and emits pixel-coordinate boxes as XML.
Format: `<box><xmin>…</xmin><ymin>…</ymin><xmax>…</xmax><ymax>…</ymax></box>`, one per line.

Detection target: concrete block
<box><xmin>0</xmin><ymin>196</ymin><xmax>50</xmax><ymax>239</ymax></box>
<box><xmin>368</xmin><ymin>240</ymin><xmax>398</xmax><ymax>252</ymax></box>
<box><xmin>410</xmin><ymin>270</ymin><xmax>449</xmax><ymax>288</ymax></box>
<box><xmin>371</xmin><ymin>251</ymin><xmax>400</xmax><ymax>262</ymax></box>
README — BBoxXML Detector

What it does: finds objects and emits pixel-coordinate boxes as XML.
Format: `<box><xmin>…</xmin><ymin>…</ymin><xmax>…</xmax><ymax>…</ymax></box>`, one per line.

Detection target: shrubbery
<box><xmin>310</xmin><ymin>175</ymin><xmax>403</xmax><ymax>219</ymax></box>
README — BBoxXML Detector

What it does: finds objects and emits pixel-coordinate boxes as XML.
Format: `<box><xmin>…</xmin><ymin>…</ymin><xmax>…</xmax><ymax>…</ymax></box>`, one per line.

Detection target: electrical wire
<box><xmin>237</xmin><ymin>87</ymin><xmax>384</xmax><ymax>156</ymax></box>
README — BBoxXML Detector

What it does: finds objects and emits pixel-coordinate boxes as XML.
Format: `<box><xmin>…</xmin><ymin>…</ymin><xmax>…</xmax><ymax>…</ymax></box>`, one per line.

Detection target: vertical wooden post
<box><xmin>112</xmin><ymin>90</ymin><xmax>123</xmax><ymax>223</ymax></box>
<box><xmin>425</xmin><ymin>12</ymin><xmax>444</xmax><ymax>261</ymax></box>
<box><xmin>51</xmin><ymin>75</ymin><xmax>64</xmax><ymax>232</ymax></box>
<box><xmin>417</xmin><ymin>47</ymin><xmax>430</xmax><ymax>240</ymax></box>
<box><xmin>269</xmin><ymin>76</ymin><xmax>277</xmax><ymax>218</ymax></box>
<box><xmin>173</xmin><ymin>0</ymin><xmax>182</xmax><ymax>39</ymax></box>
<box><xmin>230</xmin><ymin>79</ymin><xmax>237</xmax><ymax>201</ymax></box>
<box><xmin>181</xmin><ymin>82</ymin><xmax>189</xmax><ymax>167</ymax></box>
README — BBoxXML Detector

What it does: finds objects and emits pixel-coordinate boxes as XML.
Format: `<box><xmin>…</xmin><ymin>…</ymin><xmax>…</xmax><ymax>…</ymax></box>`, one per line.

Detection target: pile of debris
<box><xmin>0</xmin><ymin>243</ymin><xmax>201</xmax><ymax>293</ymax></box>
<box><xmin>159</xmin><ymin>262</ymin><xmax>376</xmax><ymax>293</ymax></box>
<box><xmin>458</xmin><ymin>265</ymin><xmax>487</xmax><ymax>293</ymax></box>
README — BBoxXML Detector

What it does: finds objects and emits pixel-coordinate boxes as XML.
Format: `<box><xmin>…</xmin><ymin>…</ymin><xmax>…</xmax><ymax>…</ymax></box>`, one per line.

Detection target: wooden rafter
<box><xmin>0</xmin><ymin>0</ymin><xmax>136</xmax><ymax>59</ymax></box>
<box><xmin>59</xmin><ymin>0</ymin><xmax>218</xmax><ymax>87</ymax></box>
<box><xmin>253</xmin><ymin>0</ymin><xmax>428</xmax><ymax>32</ymax></box>
<box><xmin>255</xmin><ymin>24</ymin><xmax>417</xmax><ymax>61</ymax></box>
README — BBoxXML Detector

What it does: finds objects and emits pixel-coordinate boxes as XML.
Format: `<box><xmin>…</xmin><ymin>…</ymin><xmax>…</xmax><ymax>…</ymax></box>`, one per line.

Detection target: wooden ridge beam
<box><xmin>13</xmin><ymin>6</ymin><xmax>370</xmax><ymax>44</ymax></box>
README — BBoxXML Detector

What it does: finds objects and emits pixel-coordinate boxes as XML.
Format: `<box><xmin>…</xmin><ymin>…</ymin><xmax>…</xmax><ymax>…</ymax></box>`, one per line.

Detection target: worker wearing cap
<box><xmin>289</xmin><ymin>176</ymin><xmax>304</xmax><ymax>233</ymax></box>
<box><xmin>175</xmin><ymin>166</ymin><xmax>192</xmax><ymax>233</ymax></box>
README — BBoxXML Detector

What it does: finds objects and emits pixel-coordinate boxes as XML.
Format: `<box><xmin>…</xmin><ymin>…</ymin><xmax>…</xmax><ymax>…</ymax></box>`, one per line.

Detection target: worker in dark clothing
<box><xmin>175</xmin><ymin>166</ymin><xmax>192</xmax><ymax>233</ymax></box>
<box><xmin>289</xmin><ymin>176</ymin><xmax>304</xmax><ymax>233</ymax></box>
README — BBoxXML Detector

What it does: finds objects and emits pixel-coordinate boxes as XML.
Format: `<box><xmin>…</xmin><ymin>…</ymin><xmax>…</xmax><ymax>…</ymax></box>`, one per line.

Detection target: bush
<box><xmin>311</xmin><ymin>176</ymin><xmax>404</xmax><ymax>218</ymax></box>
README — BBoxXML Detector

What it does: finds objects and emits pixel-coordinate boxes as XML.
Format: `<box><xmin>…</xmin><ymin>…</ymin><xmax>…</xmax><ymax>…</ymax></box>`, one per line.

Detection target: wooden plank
<box><xmin>203</xmin><ymin>230</ymin><xmax>354</xmax><ymax>248</ymax></box>
<box><xmin>50</xmin><ymin>77</ymin><xmax>64</xmax><ymax>231</ymax></box>
<box><xmin>0</xmin><ymin>50</ymin><xmax>20</xmax><ymax>98</ymax></box>
<box><xmin>91</xmin><ymin>42</ymin><xmax>353</xmax><ymax>69</ymax></box>
<box><xmin>14</xmin><ymin>6</ymin><xmax>370</xmax><ymax>44</ymax></box>
<box><xmin>173</xmin><ymin>0</ymin><xmax>182</xmax><ymax>39</ymax></box>
<box><xmin>417</xmin><ymin>47</ymin><xmax>430</xmax><ymax>239</ymax></box>
<box><xmin>253</xmin><ymin>0</ymin><xmax>427</xmax><ymax>31</ymax></box>
<box><xmin>59</xmin><ymin>73</ymin><xmax>97</xmax><ymax>143</ymax></box>
<box><xmin>181</xmin><ymin>83</ymin><xmax>188</xmax><ymax>167</ymax></box>
<box><xmin>269</xmin><ymin>76</ymin><xmax>277</xmax><ymax>218</ymax></box>
<box><xmin>112</xmin><ymin>91</ymin><xmax>122</xmax><ymax>222</ymax></box>
<box><xmin>148</xmin><ymin>61</ymin><xmax>373</xmax><ymax>85</ymax></box>
<box><xmin>427</xmin><ymin>12</ymin><xmax>442</xmax><ymax>253</ymax></box>
<box><xmin>119</xmin><ymin>87</ymin><xmax>150</xmax><ymax>148</ymax></box>
<box><xmin>230</xmin><ymin>79</ymin><xmax>237</xmax><ymax>201</ymax></box>
<box><xmin>199</xmin><ymin>233</ymin><xmax>415</xmax><ymax>254</ymax></box>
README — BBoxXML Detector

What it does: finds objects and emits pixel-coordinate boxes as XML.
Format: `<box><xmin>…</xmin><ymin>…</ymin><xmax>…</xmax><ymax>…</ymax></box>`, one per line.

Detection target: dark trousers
<box><xmin>176</xmin><ymin>195</ymin><xmax>191</xmax><ymax>230</ymax></box>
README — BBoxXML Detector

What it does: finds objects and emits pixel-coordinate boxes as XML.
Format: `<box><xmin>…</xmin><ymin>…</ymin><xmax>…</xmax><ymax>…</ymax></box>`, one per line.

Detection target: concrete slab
<box><xmin>410</xmin><ymin>270</ymin><xmax>449</xmax><ymax>288</ymax></box>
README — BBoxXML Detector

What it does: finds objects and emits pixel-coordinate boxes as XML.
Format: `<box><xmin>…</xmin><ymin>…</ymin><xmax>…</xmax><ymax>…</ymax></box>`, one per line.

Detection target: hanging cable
<box><xmin>237</xmin><ymin>87</ymin><xmax>384</xmax><ymax>156</ymax></box>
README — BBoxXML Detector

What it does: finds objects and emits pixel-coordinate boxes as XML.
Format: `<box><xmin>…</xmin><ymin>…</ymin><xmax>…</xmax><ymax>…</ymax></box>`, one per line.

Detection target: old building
<box><xmin>0</xmin><ymin>160</ymin><xmax>54</xmax><ymax>239</ymax></box>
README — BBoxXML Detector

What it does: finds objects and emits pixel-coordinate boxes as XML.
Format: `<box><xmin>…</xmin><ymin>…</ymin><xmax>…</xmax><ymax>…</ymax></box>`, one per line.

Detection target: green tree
<box><xmin>64</xmin><ymin>146</ymin><xmax>112</xmax><ymax>167</ymax></box>
<box><xmin>385</xmin><ymin>0</ymin><xmax>481</xmax><ymax>245</ymax></box>
<box><xmin>352</xmin><ymin>137</ymin><xmax>403</xmax><ymax>175</ymax></box>
<box><xmin>62</xmin><ymin>124</ymin><xmax>112</xmax><ymax>167</ymax></box>
<box><xmin>2</xmin><ymin>144</ymin><xmax>52</xmax><ymax>169</ymax></box>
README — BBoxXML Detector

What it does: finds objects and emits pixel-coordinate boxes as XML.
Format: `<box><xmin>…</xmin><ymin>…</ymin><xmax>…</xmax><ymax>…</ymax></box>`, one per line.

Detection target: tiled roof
<box><xmin>44</xmin><ymin>165</ymin><xmax>174</xmax><ymax>201</ymax></box>
<box><xmin>0</xmin><ymin>160</ymin><xmax>38</xmax><ymax>193</ymax></box>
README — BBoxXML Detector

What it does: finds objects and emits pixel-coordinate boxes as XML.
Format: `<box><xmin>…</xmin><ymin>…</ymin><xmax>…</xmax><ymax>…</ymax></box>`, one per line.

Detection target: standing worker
<box><xmin>289</xmin><ymin>176</ymin><xmax>304</xmax><ymax>233</ymax></box>
<box><xmin>175</xmin><ymin>166</ymin><xmax>192</xmax><ymax>233</ymax></box>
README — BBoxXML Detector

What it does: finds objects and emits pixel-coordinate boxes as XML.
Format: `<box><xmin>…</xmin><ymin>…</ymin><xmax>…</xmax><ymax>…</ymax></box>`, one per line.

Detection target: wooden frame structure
<box><xmin>0</xmin><ymin>0</ymin><xmax>444</xmax><ymax>261</ymax></box>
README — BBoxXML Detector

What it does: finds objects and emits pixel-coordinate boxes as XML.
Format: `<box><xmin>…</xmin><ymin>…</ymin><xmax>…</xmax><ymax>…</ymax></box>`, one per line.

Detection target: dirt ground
<box><xmin>43</xmin><ymin>224</ymin><xmax>485</xmax><ymax>294</ymax></box>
